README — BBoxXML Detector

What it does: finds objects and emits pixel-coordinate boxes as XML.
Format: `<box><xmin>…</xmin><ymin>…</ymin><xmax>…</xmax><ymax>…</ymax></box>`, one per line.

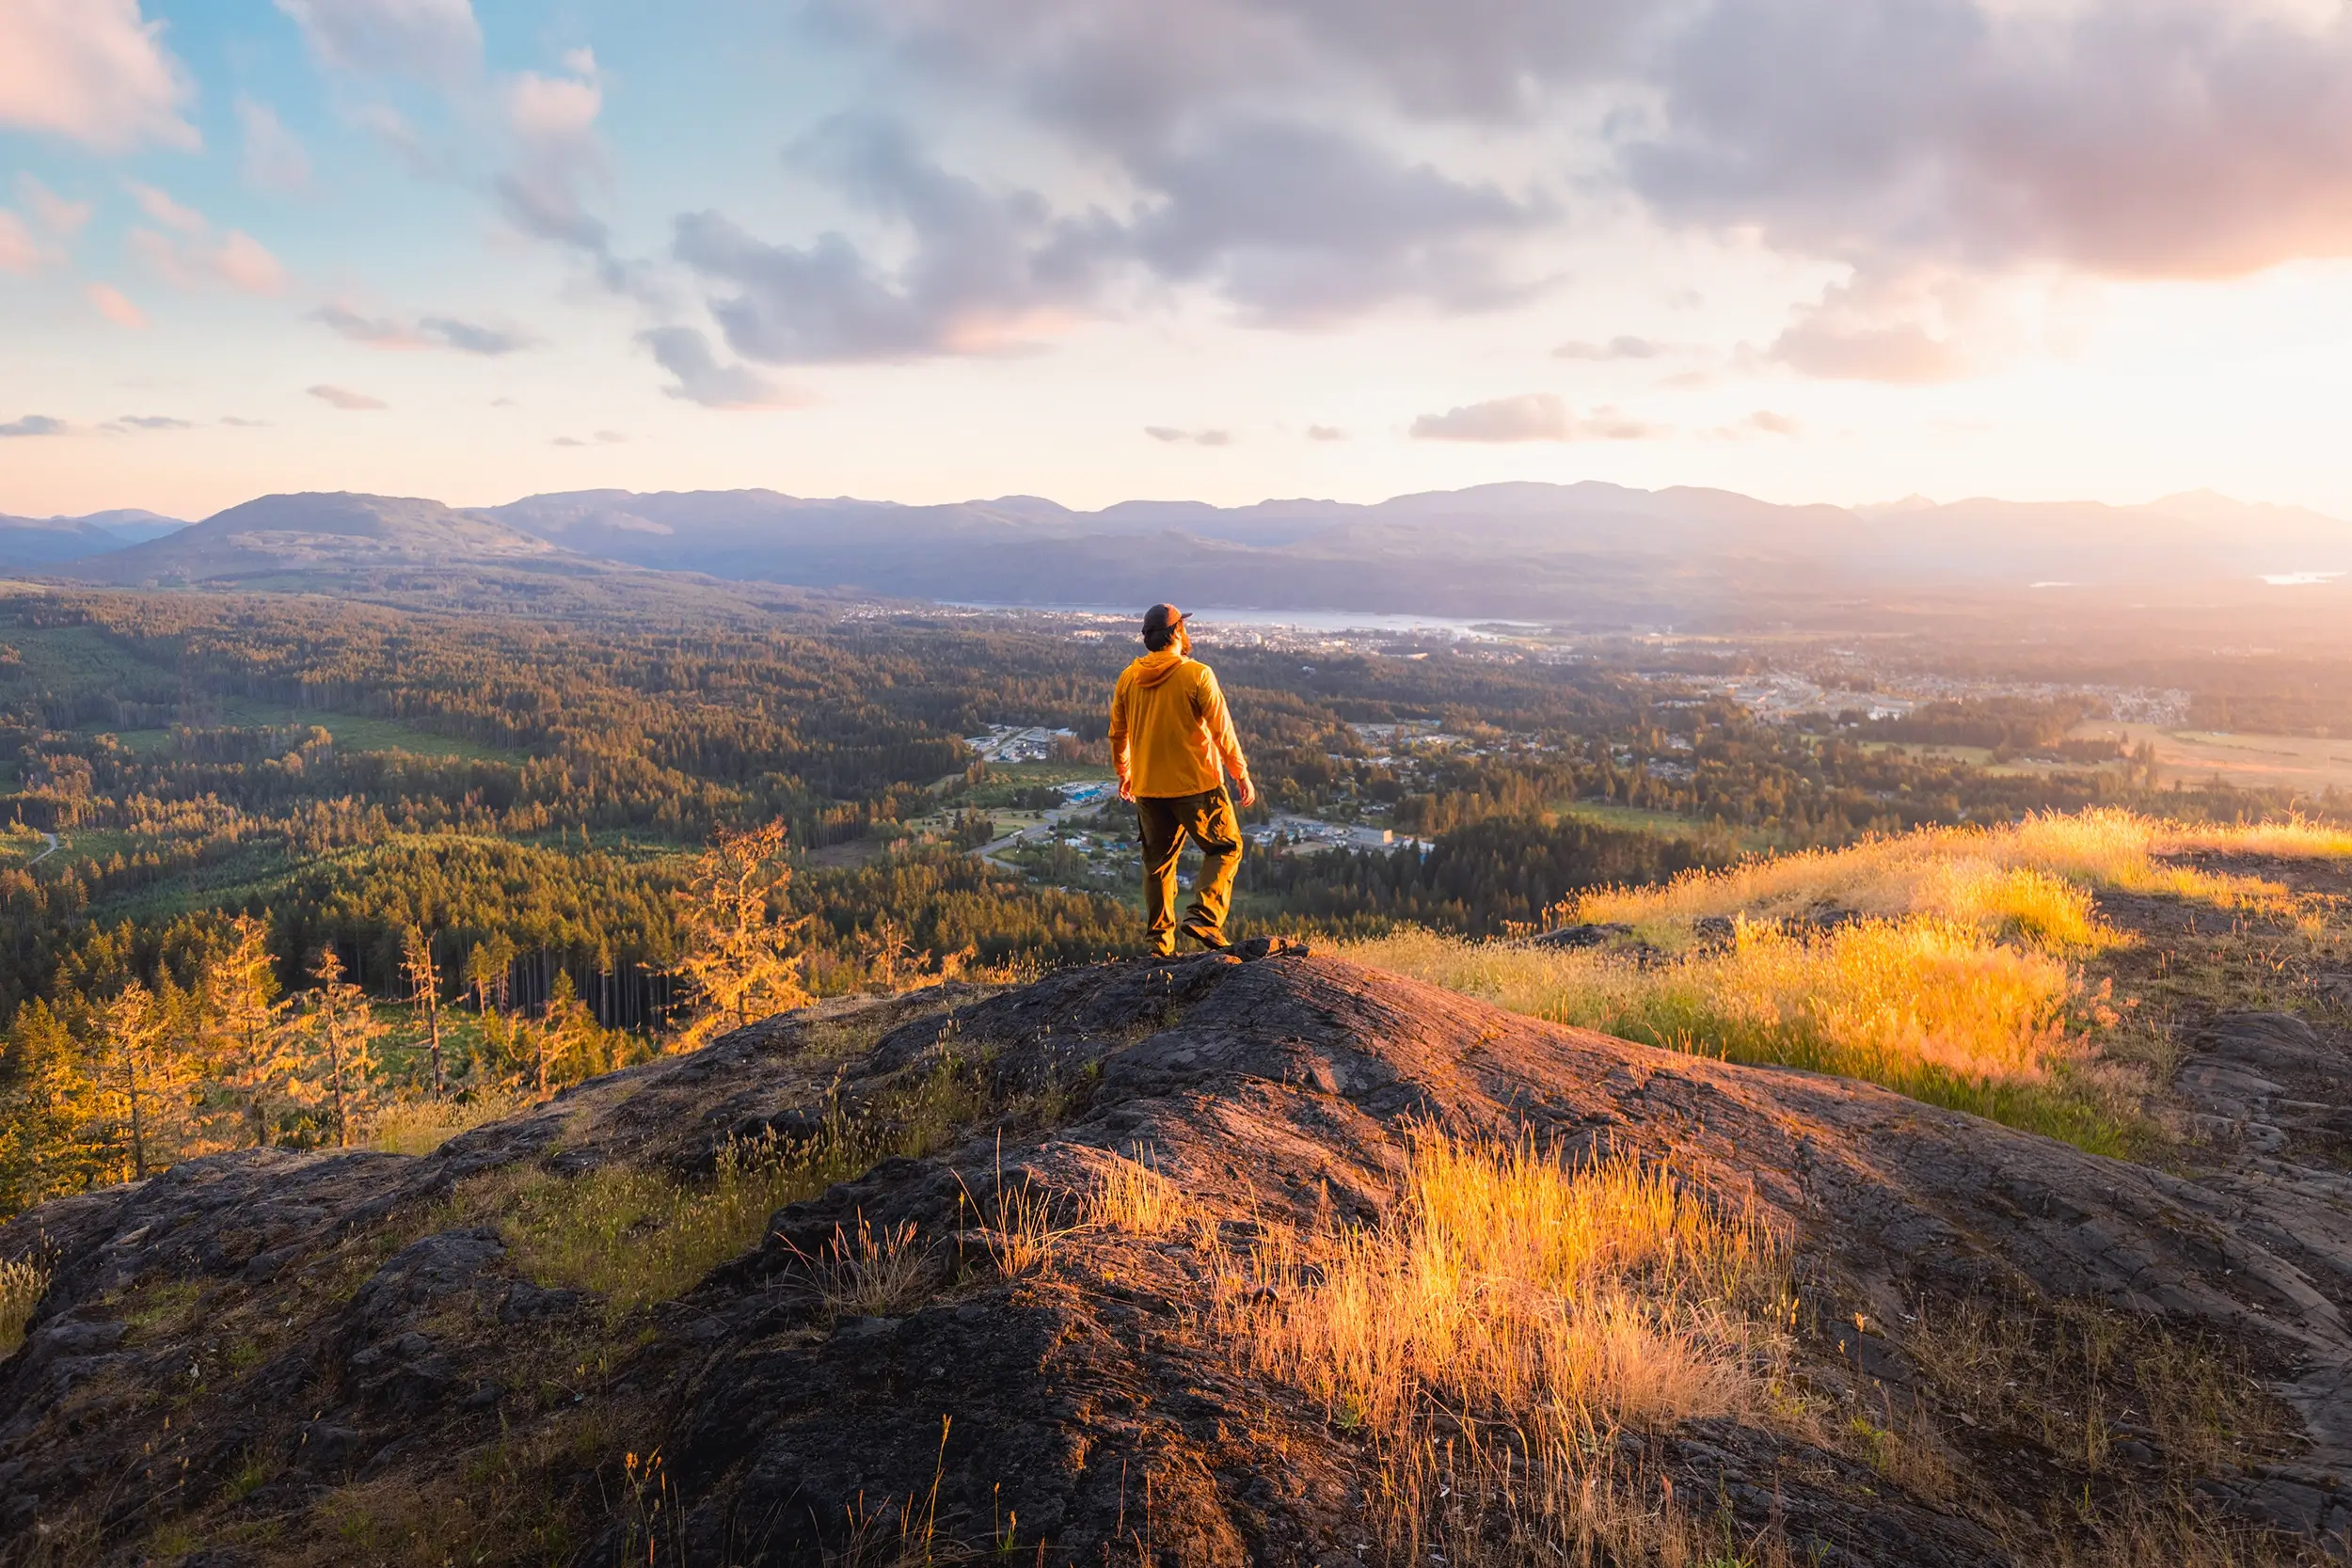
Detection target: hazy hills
<box><xmin>68</xmin><ymin>493</ymin><xmax>551</xmax><ymax>584</ymax></box>
<box><xmin>34</xmin><ymin>482</ymin><xmax>2352</xmax><ymax>622</ymax></box>
<box><xmin>483</xmin><ymin>483</ymin><xmax>2352</xmax><ymax>614</ymax></box>
<box><xmin>0</xmin><ymin>508</ymin><xmax>185</xmax><ymax>568</ymax></box>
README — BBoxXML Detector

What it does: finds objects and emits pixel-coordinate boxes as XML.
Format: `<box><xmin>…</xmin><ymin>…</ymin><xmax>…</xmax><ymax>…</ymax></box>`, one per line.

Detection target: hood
<box><xmin>1128</xmin><ymin>648</ymin><xmax>1189</xmax><ymax>688</ymax></box>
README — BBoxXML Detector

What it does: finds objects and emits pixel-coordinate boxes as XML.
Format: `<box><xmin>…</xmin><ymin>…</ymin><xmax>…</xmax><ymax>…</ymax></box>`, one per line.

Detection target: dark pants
<box><xmin>1136</xmin><ymin>787</ymin><xmax>1241</xmax><ymax>954</ymax></box>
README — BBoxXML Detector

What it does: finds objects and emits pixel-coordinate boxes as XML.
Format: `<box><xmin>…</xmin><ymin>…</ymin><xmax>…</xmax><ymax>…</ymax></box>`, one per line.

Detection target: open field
<box><xmin>2093</xmin><ymin>721</ymin><xmax>2352</xmax><ymax>796</ymax></box>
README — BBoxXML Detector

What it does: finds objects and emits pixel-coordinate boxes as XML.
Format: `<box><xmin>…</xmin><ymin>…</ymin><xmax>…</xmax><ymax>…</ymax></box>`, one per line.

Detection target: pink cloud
<box><xmin>0</xmin><ymin>0</ymin><xmax>198</xmax><ymax>152</ymax></box>
<box><xmin>124</xmin><ymin>180</ymin><xmax>205</xmax><ymax>235</ymax></box>
<box><xmin>86</xmin><ymin>282</ymin><xmax>149</xmax><ymax>328</ymax></box>
<box><xmin>132</xmin><ymin>226</ymin><xmax>290</xmax><ymax>296</ymax></box>
<box><xmin>0</xmin><ymin>212</ymin><xmax>42</xmax><ymax>276</ymax></box>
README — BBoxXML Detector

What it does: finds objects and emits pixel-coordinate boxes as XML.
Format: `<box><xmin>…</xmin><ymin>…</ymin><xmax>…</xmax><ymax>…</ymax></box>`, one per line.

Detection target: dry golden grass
<box><xmin>809</xmin><ymin>1214</ymin><xmax>934</xmax><ymax>1320</ymax></box>
<box><xmin>1081</xmin><ymin>1149</ymin><xmax>1186</xmax><ymax>1236</ymax></box>
<box><xmin>1212</xmin><ymin>1126</ymin><xmax>1795</xmax><ymax>1565</ymax></box>
<box><xmin>1349</xmin><ymin>920</ymin><xmax>2137</xmax><ymax>1151</ymax></box>
<box><xmin>2047</xmin><ymin>1504</ymin><xmax>2332</xmax><ymax>1568</ymax></box>
<box><xmin>964</xmin><ymin>1177</ymin><xmax>1067</xmax><ymax>1279</ymax></box>
<box><xmin>1222</xmin><ymin>1126</ymin><xmax>1789</xmax><ymax>1438</ymax></box>
<box><xmin>2</xmin><ymin>1255</ymin><xmax>50</xmax><ymax>1355</ymax></box>
<box><xmin>1345</xmin><ymin>810</ymin><xmax>2352</xmax><ymax>1153</ymax></box>
<box><xmin>1569</xmin><ymin>809</ymin><xmax>2341</xmax><ymax>937</ymax></box>
<box><xmin>367</xmin><ymin>1089</ymin><xmax>532</xmax><ymax>1156</ymax></box>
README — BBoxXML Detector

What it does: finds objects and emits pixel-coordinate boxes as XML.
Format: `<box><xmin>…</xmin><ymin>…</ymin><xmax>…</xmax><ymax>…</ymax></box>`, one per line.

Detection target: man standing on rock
<box><xmin>1108</xmin><ymin>603</ymin><xmax>1257</xmax><ymax>956</ymax></box>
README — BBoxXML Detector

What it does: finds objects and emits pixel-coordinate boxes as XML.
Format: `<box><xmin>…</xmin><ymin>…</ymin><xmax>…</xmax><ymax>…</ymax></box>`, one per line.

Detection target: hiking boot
<box><xmin>1181</xmin><ymin>919</ymin><xmax>1231</xmax><ymax>951</ymax></box>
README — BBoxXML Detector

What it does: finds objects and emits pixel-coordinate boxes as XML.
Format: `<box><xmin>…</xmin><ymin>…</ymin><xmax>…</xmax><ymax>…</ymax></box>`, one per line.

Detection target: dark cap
<box><xmin>1141</xmin><ymin>602</ymin><xmax>1186</xmax><ymax>650</ymax></box>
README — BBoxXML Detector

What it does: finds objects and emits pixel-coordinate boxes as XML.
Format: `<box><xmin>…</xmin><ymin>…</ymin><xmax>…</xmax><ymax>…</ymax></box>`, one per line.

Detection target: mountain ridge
<box><xmin>36</xmin><ymin>481</ymin><xmax>2352</xmax><ymax>621</ymax></box>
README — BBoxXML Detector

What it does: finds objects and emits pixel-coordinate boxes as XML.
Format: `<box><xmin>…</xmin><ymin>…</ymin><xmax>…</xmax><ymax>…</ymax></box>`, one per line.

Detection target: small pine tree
<box><xmin>668</xmin><ymin>820</ymin><xmax>812</xmax><ymax>1051</ymax></box>
<box><xmin>0</xmin><ymin>1001</ymin><xmax>106</xmax><ymax>1209</ymax></box>
<box><xmin>204</xmin><ymin>913</ymin><xmax>302</xmax><ymax>1148</ymax></box>
<box><xmin>465</xmin><ymin>932</ymin><xmax>516</xmax><ymax>1014</ymax></box>
<box><xmin>401</xmin><ymin>926</ymin><xmax>447</xmax><ymax>1099</ymax></box>
<box><xmin>93</xmin><ymin>981</ymin><xmax>196</xmax><ymax>1180</ymax></box>
<box><xmin>301</xmin><ymin>948</ymin><xmax>385</xmax><ymax>1148</ymax></box>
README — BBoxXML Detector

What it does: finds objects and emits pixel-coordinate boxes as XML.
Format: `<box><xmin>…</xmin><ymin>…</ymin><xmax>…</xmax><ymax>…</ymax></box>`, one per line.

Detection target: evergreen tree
<box><xmin>669</xmin><ymin>821</ymin><xmax>812</xmax><ymax>1050</ymax></box>
<box><xmin>0</xmin><ymin>1002</ymin><xmax>103</xmax><ymax>1210</ymax></box>
<box><xmin>401</xmin><ymin>926</ymin><xmax>447</xmax><ymax>1099</ymax></box>
<box><xmin>300</xmin><ymin>949</ymin><xmax>384</xmax><ymax>1148</ymax></box>
<box><xmin>93</xmin><ymin>981</ymin><xmax>193</xmax><ymax>1180</ymax></box>
<box><xmin>204</xmin><ymin>913</ymin><xmax>300</xmax><ymax>1148</ymax></box>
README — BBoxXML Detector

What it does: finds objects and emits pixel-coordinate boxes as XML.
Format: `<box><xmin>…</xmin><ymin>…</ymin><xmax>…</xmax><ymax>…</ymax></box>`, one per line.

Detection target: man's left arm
<box><xmin>1107</xmin><ymin>673</ymin><xmax>1136</xmax><ymax>800</ymax></box>
<box><xmin>1198</xmin><ymin>668</ymin><xmax>1255</xmax><ymax>807</ymax></box>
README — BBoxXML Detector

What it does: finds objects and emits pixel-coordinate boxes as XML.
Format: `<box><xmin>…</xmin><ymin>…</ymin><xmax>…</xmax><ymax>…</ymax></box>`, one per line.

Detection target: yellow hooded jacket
<box><xmin>1107</xmin><ymin>649</ymin><xmax>1248</xmax><ymax>799</ymax></box>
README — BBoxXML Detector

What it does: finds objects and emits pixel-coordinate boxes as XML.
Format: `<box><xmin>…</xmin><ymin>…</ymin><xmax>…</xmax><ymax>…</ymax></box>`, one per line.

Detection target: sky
<box><xmin>7</xmin><ymin>0</ymin><xmax>2352</xmax><ymax>522</ymax></box>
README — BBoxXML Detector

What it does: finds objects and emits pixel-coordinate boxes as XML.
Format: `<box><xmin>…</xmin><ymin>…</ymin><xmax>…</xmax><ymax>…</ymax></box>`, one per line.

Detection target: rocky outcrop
<box><xmin>4</xmin><ymin>952</ymin><xmax>2347</xmax><ymax>1564</ymax></box>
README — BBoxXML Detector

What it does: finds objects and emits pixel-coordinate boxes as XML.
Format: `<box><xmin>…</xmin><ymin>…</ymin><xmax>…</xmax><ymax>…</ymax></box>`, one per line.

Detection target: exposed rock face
<box><xmin>4</xmin><ymin>951</ymin><xmax>2348</xmax><ymax>1564</ymax></box>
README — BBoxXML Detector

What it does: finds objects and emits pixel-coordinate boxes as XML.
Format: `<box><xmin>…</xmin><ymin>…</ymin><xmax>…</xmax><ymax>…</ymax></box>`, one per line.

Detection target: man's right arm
<box><xmin>1196</xmin><ymin>667</ymin><xmax>1255</xmax><ymax>807</ymax></box>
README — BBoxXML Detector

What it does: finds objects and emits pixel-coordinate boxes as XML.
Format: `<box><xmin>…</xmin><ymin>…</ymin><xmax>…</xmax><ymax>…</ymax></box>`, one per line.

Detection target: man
<box><xmin>1107</xmin><ymin>603</ymin><xmax>1257</xmax><ymax>956</ymax></box>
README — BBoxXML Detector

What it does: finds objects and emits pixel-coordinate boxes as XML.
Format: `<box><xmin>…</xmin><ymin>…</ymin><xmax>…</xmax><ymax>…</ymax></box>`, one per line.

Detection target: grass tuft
<box><xmin>1082</xmin><ymin>1148</ymin><xmax>1186</xmax><ymax>1236</ymax></box>
<box><xmin>2</xmin><ymin>1254</ymin><xmax>50</xmax><ymax>1355</ymax></box>
<box><xmin>808</xmin><ymin>1214</ymin><xmax>934</xmax><ymax>1320</ymax></box>
<box><xmin>368</xmin><ymin>1089</ymin><xmax>532</xmax><ymax>1156</ymax></box>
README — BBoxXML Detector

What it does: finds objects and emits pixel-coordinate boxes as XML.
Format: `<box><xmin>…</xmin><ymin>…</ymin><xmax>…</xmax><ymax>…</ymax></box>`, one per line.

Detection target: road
<box><xmin>26</xmin><ymin>831</ymin><xmax>57</xmax><ymax>866</ymax></box>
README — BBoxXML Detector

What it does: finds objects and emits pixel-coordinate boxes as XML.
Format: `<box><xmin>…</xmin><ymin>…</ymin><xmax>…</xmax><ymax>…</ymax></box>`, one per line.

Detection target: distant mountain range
<box><xmin>21</xmin><ymin>483</ymin><xmax>2352</xmax><ymax>621</ymax></box>
<box><xmin>0</xmin><ymin>508</ymin><xmax>188</xmax><ymax>568</ymax></box>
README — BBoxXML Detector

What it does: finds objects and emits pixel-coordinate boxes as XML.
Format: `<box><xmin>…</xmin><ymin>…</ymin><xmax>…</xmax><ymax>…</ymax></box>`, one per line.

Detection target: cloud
<box><xmin>1121</xmin><ymin>119</ymin><xmax>1551</xmax><ymax>325</ymax></box>
<box><xmin>133</xmin><ymin>228</ymin><xmax>291</xmax><ymax>295</ymax></box>
<box><xmin>238</xmin><ymin>98</ymin><xmax>313</xmax><ymax>194</ymax></box>
<box><xmin>674</xmin><ymin>117</ymin><xmax>1114</xmax><ymax>364</ymax></box>
<box><xmin>594</xmin><ymin>429</ymin><xmax>626</xmax><ymax>443</ymax></box>
<box><xmin>551</xmin><ymin>436</ymin><xmax>586</xmax><ymax>447</ymax></box>
<box><xmin>1762</xmin><ymin>272</ymin><xmax>1979</xmax><ymax>383</ymax></box>
<box><xmin>802</xmin><ymin>0</ymin><xmax>2352</xmax><ymax>385</ymax></box>
<box><xmin>309</xmin><ymin>384</ymin><xmax>387</xmax><ymax>410</ymax></box>
<box><xmin>19</xmin><ymin>175</ymin><xmax>91</xmax><ymax>237</ymax></box>
<box><xmin>219</xmin><ymin>416</ymin><xmax>270</xmax><ymax>427</ymax></box>
<box><xmin>1626</xmin><ymin>0</ymin><xmax>2352</xmax><ymax>283</ymax></box>
<box><xmin>419</xmin><ymin>316</ymin><xmax>535</xmax><ymax>355</ymax></box>
<box><xmin>1410</xmin><ymin>392</ymin><xmax>1662</xmax><ymax>442</ymax></box>
<box><xmin>1555</xmin><ymin>336</ymin><xmax>1663</xmax><ymax>360</ymax></box>
<box><xmin>114</xmin><ymin>415</ymin><xmax>192</xmax><ymax>430</ymax></box>
<box><xmin>128</xmin><ymin>195</ymin><xmax>291</xmax><ymax>297</ymax></box>
<box><xmin>818</xmin><ymin>0</ymin><xmax>1651</xmax><ymax>145</ymax></box>
<box><xmin>1144</xmin><ymin>426</ymin><xmax>1232</xmax><ymax>445</ymax></box>
<box><xmin>495</xmin><ymin>54</ymin><xmax>631</xmax><ymax>289</ymax></box>
<box><xmin>275</xmin><ymin>0</ymin><xmax>480</xmax><ymax>83</ymax></box>
<box><xmin>310</xmin><ymin>302</ymin><xmax>537</xmax><ymax>354</ymax></box>
<box><xmin>675</xmin><ymin>113</ymin><xmax>1543</xmax><ymax>364</ymax></box>
<box><xmin>124</xmin><ymin>181</ymin><xmax>204</xmax><ymax>235</ymax></box>
<box><xmin>548</xmin><ymin>431</ymin><xmax>625</xmax><ymax>448</ymax></box>
<box><xmin>310</xmin><ymin>302</ymin><xmax>424</xmax><ymax>346</ymax></box>
<box><xmin>1307</xmin><ymin>424</ymin><xmax>1348</xmax><ymax>441</ymax></box>
<box><xmin>0</xmin><ymin>416</ymin><xmax>68</xmax><ymax>438</ymax></box>
<box><xmin>0</xmin><ymin>0</ymin><xmax>198</xmax><ymax>151</ymax></box>
<box><xmin>639</xmin><ymin>325</ymin><xmax>797</xmax><ymax>409</ymax></box>
<box><xmin>0</xmin><ymin>213</ymin><xmax>42</xmax><ymax>277</ymax></box>
<box><xmin>1745</xmin><ymin>409</ymin><xmax>1799</xmax><ymax>435</ymax></box>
